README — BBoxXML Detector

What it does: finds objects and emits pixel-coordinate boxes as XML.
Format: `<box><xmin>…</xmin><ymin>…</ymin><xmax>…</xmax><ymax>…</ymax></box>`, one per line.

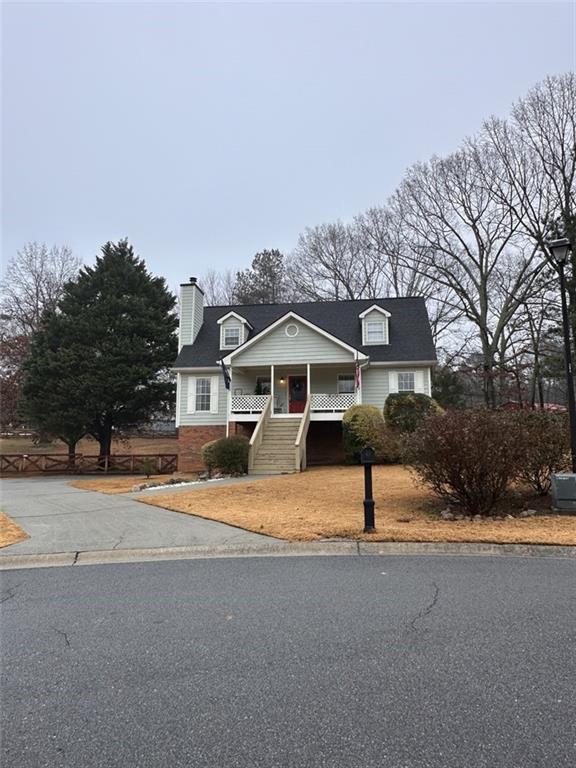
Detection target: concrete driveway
<box><xmin>0</xmin><ymin>476</ymin><xmax>270</xmax><ymax>556</ymax></box>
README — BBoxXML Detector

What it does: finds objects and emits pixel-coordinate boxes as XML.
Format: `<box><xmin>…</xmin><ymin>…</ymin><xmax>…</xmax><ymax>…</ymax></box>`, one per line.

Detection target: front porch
<box><xmin>228</xmin><ymin>364</ymin><xmax>360</xmax><ymax>422</ymax></box>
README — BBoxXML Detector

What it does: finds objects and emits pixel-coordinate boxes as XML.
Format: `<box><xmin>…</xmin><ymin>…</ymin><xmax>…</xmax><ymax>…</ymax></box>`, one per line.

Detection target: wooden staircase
<box><xmin>250</xmin><ymin>418</ymin><xmax>302</xmax><ymax>475</ymax></box>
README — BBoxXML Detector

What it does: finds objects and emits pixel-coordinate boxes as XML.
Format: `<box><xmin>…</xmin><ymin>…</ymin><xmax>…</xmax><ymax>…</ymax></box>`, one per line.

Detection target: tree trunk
<box><xmin>65</xmin><ymin>440</ymin><xmax>77</xmax><ymax>471</ymax></box>
<box><xmin>98</xmin><ymin>428</ymin><xmax>112</xmax><ymax>459</ymax></box>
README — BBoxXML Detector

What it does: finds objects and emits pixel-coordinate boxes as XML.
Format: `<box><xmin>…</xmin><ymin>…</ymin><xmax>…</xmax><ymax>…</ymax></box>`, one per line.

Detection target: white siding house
<box><xmin>174</xmin><ymin>279</ymin><xmax>437</xmax><ymax>472</ymax></box>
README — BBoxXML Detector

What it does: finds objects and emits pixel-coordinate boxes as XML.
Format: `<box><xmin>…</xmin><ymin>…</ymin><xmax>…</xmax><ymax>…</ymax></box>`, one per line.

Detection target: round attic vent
<box><xmin>285</xmin><ymin>323</ymin><xmax>299</xmax><ymax>338</ymax></box>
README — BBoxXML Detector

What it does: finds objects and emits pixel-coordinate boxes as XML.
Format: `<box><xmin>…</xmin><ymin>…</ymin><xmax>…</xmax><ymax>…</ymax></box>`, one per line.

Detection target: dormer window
<box><xmin>359</xmin><ymin>304</ymin><xmax>390</xmax><ymax>345</ymax></box>
<box><xmin>222</xmin><ymin>326</ymin><xmax>241</xmax><ymax>349</ymax></box>
<box><xmin>366</xmin><ymin>321</ymin><xmax>385</xmax><ymax>343</ymax></box>
<box><xmin>217</xmin><ymin>310</ymin><xmax>253</xmax><ymax>350</ymax></box>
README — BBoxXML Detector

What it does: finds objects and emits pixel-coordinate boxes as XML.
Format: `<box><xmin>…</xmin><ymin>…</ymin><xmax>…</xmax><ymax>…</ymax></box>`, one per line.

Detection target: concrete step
<box><xmin>251</xmin><ymin>469</ymin><xmax>297</xmax><ymax>475</ymax></box>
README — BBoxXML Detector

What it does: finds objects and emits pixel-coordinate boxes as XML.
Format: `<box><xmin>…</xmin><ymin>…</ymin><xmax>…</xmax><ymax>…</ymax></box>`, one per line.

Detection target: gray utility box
<box><xmin>551</xmin><ymin>473</ymin><xmax>576</xmax><ymax>514</ymax></box>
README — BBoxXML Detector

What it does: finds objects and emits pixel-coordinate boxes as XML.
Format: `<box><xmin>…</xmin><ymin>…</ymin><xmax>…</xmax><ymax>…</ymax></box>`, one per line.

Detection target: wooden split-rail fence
<box><xmin>0</xmin><ymin>453</ymin><xmax>178</xmax><ymax>475</ymax></box>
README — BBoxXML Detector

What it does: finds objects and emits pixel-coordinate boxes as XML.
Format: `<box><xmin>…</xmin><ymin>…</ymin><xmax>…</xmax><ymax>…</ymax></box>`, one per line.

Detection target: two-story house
<box><xmin>174</xmin><ymin>278</ymin><xmax>437</xmax><ymax>473</ymax></box>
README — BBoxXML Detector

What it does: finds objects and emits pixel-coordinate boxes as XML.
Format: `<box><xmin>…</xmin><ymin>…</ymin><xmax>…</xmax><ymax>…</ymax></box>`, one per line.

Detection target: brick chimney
<box><xmin>179</xmin><ymin>277</ymin><xmax>204</xmax><ymax>350</ymax></box>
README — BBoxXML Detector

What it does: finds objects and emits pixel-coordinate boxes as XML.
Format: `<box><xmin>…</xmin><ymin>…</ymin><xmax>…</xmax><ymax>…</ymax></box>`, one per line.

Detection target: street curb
<box><xmin>0</xmin><ymin>540</ymin><xmax>574</xmax><ymax>570</ymax></box>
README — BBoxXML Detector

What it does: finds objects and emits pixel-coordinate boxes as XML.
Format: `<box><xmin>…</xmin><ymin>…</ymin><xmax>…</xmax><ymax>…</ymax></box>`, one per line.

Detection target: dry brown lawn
<box><xmin>0</xmin><ymin>435</ymin><xmax>179</xmax><ymax>456</ymax></box>
<box><xmin>0</xmin><ymin>512</ymin><xmax>29</xmax><ymax>548</ymax></box>
<box><xmin>70</xmin><ymin>473</ymin><xmax>198</xmax><ymax>495</ymax></box>
<box><xmin>141</xmin><ymin>465</ymin><xmax>576</xmax><ymax>546</ymax></box>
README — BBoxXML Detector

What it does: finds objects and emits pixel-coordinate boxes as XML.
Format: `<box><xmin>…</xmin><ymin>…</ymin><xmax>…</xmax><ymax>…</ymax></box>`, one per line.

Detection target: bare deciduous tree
<box><xmin>0</xmin><ymin>242</ymin><xmax>81</xmax><ymax>334</ymax></box>
<box><xmin>395</xmin><ymin>145</ymin><xmax>548</xmax><ymax>407</ymax></box>
<box><xmin>201</xmin><ymin>268</ymin><xmax>236</xmax><ymax>306</ymax></box>
<box><xmin>288</xmin><ymin>221</ymin><xmax>385</xmax><ymax>301</ymax></box>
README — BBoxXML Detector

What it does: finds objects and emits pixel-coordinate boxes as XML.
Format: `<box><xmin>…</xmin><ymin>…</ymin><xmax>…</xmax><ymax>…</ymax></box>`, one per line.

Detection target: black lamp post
<box><xmin>548</xmin><ymin>237</ymin><xmax>576</xmax><ymax>472</ymax></box>
<box><xmin>360</xmin><ymin>446</ymin><xmax>376</xmax><ymax>532</ymax></box>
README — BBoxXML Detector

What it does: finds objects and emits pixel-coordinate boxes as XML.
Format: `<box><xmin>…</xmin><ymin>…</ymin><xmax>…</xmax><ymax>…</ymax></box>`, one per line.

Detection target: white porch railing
<box><xmin>232</xmin><ymin>392</ymin><xmax>357</xmax><ymax>415</ymax></box>
<box><xmin>231</xmin><ymin>394</ymin><xmax>270</xmax><ymax>414</ymax></box>
<box><xmin>310</xmin><ymin>393</ymin><xmax>357</xmax><ymax>412</ymax></box>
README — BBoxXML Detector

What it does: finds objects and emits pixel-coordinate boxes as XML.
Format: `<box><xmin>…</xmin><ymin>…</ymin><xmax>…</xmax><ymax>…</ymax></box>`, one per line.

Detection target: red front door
<box><xmin>288</xmin><ymin>376</ymin><xmax>307</xmax><ymax>413</ymax></box>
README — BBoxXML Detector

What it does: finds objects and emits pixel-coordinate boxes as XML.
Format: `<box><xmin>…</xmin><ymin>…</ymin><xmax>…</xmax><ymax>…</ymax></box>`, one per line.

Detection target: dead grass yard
<box><xmin>0</xmin><ymin>435</ymin><xmax>179</xmax><ymax>456</ymax></box>
<box><xmin>141</xmin><ymin>465</ymin><xmax>576</xmax><ymax>546</ymax></box>
<box><xmin>0</xmin><ymin>512</ymin><xmax>29</xmax><ymax>548</ymax></box>
<box><xmin>70</xmin><ymin>474</ymin><xmax>198</xmax><ymax>495</ymax></box>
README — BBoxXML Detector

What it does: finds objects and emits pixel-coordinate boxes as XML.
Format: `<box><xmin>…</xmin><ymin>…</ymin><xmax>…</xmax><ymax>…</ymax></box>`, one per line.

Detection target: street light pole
<box><xmin>548</xmin><ymin>238</ymin><xmax>576</xmax><ymax>473</ymax></box>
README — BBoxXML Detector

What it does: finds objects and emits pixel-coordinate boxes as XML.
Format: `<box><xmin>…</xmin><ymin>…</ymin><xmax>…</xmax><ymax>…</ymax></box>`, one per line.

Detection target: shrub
<box><xmin>378</xmin><ymin>423</ymin><xmax>403</xmax><ymax>464</ymax></box>
<box><xmin>139</xmin><ymin>456</ymin><xmax>157</xmax><ymax>478</ymax></box>
<box><xmin>201</xmin><ymin>439</ymin><xmax>219</xmax><ymax>475</ymax></box>
<box><xmin>511</xmin><ymin>411</ymin><xmax>569</xmax><ymax>495</ymax></box>
<box><xmin>342</xmin><ymin>405</ymin><xmax>385</xmax><ymax>463</ymax></box>
<box><xmin>210</xmin><ymin>435</ymin><xmax>250</xmax><ymax>475</ymax></box>
<box><xmin>384</xmin><ymin>392</ymin><xmax>443</xmax><ymax>433</ymax></box>
<box><xmin>404</xmin><ymin>409</ymin><xmax>524</xmax><ymax>516</ymax></box>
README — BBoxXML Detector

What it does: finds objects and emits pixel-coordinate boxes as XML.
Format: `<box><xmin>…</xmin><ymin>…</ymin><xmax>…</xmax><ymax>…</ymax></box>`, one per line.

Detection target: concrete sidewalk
<box><xmin>0</xmin><ymin>476</ymin><xmax>271</xmax><ymax>556</ymax></box>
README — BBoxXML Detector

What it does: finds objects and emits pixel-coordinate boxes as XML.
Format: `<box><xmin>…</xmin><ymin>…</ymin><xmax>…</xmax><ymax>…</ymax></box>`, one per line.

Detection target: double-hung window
<box><xmin>366</xmin><ymin>321</ymin><xmax>385</xmax><ymax>344</ymax></box>
<box><xmin>398</xmin><ymin>372</ymin><xmax>415</xmax><ymax>392</ymax></box>
<box><xmin>195</xmin><ymin>377</ymin><xmax>212</xmax><ymax>411</ymax></box>
<box><xmin>223</xmin><ymin>326</ymin><xmax>241</xmax><ymax>349</ymax></box>
<box><xmin>337</xmin><ymin>374</ymin><xmax>355</xmax><ymax>394</ymax></box>
<box><xmin>188</xmin><ymin>375</ymin><xmax>219</xmax><ymax>414</ymax></box>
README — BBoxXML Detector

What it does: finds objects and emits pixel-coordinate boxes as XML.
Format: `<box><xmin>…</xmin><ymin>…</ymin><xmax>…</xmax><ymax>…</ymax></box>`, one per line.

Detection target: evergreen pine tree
<box><xmin>21</xmin><ymin>240</ymin><xmax>178</xmax><ymax>457</ymax></box>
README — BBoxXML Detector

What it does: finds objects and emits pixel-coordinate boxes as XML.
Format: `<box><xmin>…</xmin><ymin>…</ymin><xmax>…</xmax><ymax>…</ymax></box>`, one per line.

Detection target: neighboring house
<box><xmin>174</xmin><ymin>278</ymin><xmax>437</xmax><ymax>473</ymax></box>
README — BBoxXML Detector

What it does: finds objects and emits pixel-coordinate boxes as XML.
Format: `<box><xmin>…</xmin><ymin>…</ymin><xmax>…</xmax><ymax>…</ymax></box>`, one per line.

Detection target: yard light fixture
<box><xmin>360</xmin><ymin>446</ymin><xmax>376</xmax><ymax>533</ymax></box>
<box><xmin>548</xmin><ymin>237</ymin><xmax>576</xmax><ymax>472</ymax></box>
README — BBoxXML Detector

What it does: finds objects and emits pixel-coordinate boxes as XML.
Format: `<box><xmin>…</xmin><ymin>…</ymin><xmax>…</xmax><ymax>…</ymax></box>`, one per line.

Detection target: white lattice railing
<box><xmin>310</xmin><ymin>393</ymin><xmax>357</xmax><ymax>412</ymax></box>
<box><xmin>231</xmin><ymin>394</ymin><xmax>269</xmax><ymax>413</ymax></box>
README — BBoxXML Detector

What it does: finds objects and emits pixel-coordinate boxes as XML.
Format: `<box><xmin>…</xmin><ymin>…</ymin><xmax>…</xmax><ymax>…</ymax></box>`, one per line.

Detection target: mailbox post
<box><xmin>360</xmin><ymin>446</ymin><xmax>376</xmax><ymax>533</ymax></box>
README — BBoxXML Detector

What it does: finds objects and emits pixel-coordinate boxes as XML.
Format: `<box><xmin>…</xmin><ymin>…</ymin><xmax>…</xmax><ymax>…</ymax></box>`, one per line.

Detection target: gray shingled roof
<box><xmin>174</xmin><ymin>297</ymin><xmax>437</xmax><ymax>368</ymax></box>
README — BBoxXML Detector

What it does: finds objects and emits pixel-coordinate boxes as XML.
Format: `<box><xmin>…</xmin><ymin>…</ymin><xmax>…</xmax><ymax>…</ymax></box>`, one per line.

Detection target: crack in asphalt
<box><xmin>409</xmin><ymin>581</ymin><xmax>440</xmax><ymax>631</ymax></box>
<box><xmin>53</xmin><ymin>628</ymin><xmax>71</xmax><ymax>648</ymax></box>
<box><xmin>0</xmin><ymin>583</ymin><xmax>21</xmax><ymax>604</ymax></box>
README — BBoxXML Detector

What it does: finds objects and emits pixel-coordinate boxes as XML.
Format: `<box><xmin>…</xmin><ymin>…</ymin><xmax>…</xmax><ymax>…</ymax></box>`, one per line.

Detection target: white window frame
<box><xmin>365</xmin><ymin>321</ymin><xmax>385</xmax><ymax>344</ymax></box>
<box><xmin>337</xmin><ymin>374</ymin><xmax>355</xmax><ymax>394</ymax></box>
<box><xmin>397</xmin><ymin>372</ymin><xmax>416</xmax><ymax>393</ymax></box>
<box><xmin>221</xmin><ymin>325</ymin><xmax>242</xmax><ymax>350</ymax></box>
<box><xmin>187</xmin><ymin>375</ymin><xmax>219</xmax><ymax>414</ymax></box>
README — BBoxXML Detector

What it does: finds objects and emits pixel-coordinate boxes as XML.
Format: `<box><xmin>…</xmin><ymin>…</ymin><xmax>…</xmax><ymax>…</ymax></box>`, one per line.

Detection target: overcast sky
<box><xmin>2</xmin><ymin>1</ymin><xmax>575</xmax><ymax>290</ymax></box>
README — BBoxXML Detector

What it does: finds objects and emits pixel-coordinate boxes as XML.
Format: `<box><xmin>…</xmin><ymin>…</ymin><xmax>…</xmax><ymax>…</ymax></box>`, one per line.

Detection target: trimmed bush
<box><xmin>378</xmin><ymin>423</ymin><xmax>403</xmax><ymax>464</ymax></box>
<box><xmin>210</xmin><ymin>435</ymin><xmax>250</xmax><ymax>475</ymax></box>
<box><xmin>342</xmin><ymin>405</ymin><xmax>385</xmax><ymax>463</ymax></box>
<box><xmin>511</xmin><ymin>411</ymin><xmax>569</xmax><ymax>495</ymax></box>
<box><xmin>404</xmin><ymin>409</ymin><xmax>524</xmax><ymax>516</ymax></box>
<box><xmin>201</xmin><ymin>439</ymin><xmax>219</xmax><ymax>475</ymax></box>
<box><xmin>384</xmin><ymin>392</ymin><xmax>443</xmax><ymax>433</ymax></box>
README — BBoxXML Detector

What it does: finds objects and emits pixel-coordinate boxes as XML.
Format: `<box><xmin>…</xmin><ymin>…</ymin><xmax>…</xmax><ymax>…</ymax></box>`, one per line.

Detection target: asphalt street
<box><xmin>1</xmin><ymin>554</ymin><xmax>575</xmax><ymax>768</ymax></box>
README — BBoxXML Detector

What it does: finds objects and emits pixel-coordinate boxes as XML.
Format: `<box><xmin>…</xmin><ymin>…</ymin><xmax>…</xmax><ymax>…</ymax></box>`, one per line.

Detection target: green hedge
<box><xmin>201</xmin><ymin>435</ymin><xmax>249</xmax><ymax>475</ymax></box>
<box><xmin>342</xmin><ymin>405</ymin><xmax>385</xmax><ymax>463</ymax></box>
<box><xmin>384</xmin><ymin>392</ymin><xmax>443</xmax><ymax>433</ymax></box>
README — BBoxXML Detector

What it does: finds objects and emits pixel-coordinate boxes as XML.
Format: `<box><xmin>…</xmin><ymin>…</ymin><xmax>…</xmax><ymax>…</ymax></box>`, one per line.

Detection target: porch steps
<box><xmin>251</xmin><ymin>418</ymin><xmax>301</xmax><ymax>474</ymax></box>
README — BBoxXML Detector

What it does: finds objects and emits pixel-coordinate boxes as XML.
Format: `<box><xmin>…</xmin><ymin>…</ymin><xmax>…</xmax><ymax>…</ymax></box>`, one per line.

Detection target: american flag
<box><xmin>220</xmin><ymin>360</ymin><xmax>231</xmax><ymax>390</ymax></box>
<box><xmin>355</xmin><ymin>362</ymin><xmax>362</xmax><ymax>390</ymax></box>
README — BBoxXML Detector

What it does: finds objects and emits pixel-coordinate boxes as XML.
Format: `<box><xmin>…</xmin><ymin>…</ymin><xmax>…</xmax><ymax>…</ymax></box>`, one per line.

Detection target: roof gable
<box><xmin>173</xmin><ymin>297</ymin><xmax>437</xmax><ymax>369</ymax></box>
<box><xmin>222</xmin><ymin>311</ymin><xmax>368</xmax><ymax>364</ymax></box>
<box><xmin>358</xmin><ymin>304</ymin><xmax>391</xmax><ymax>319</ymax></box>
<box><xmin>216</xmin><ymin>310</ymin><xmax>253</xmax><ymax>328</ymax></box>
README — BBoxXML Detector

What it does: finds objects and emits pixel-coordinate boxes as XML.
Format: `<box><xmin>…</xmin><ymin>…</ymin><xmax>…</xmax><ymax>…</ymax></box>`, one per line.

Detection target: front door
<box><xmin>288</xmin><ymin>376</ymin><xmax>307</xmax><ymax>413</ymax></box>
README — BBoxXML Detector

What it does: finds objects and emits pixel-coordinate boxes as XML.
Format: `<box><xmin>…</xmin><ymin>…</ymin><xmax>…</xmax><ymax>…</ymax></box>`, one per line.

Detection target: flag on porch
<box><xmin>355</xmin><ymin>361</ymin><xmax>362</xmax><ymax>391</ymax></box>
<box><xmin>220</xmin><ymin>360</ymin><xmax>231</xmax><ymax>390</ymax></box>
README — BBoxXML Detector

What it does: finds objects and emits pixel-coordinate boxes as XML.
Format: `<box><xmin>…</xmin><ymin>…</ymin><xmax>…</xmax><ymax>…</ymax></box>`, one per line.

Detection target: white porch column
<box><xmin>226</xmin><ymin>364</ymin><xmax>232</xmax><ymax>437</ymax></box>
<box><xmin>306</xmin><ymin>363</ymin><xmax>310</xmax><ymax>402</ymax></box>
<box><xmin>271</xmin><ymin>364</ymin><xmax>275</xmax><ymax>414</ymax></box>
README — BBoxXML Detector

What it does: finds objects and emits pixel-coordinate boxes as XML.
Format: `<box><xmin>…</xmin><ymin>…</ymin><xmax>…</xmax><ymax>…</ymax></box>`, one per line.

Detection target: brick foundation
<box><xmin>178</xmin><ymin>425</ymin><xmax>227</xmax><ymax>472</ymax></box>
